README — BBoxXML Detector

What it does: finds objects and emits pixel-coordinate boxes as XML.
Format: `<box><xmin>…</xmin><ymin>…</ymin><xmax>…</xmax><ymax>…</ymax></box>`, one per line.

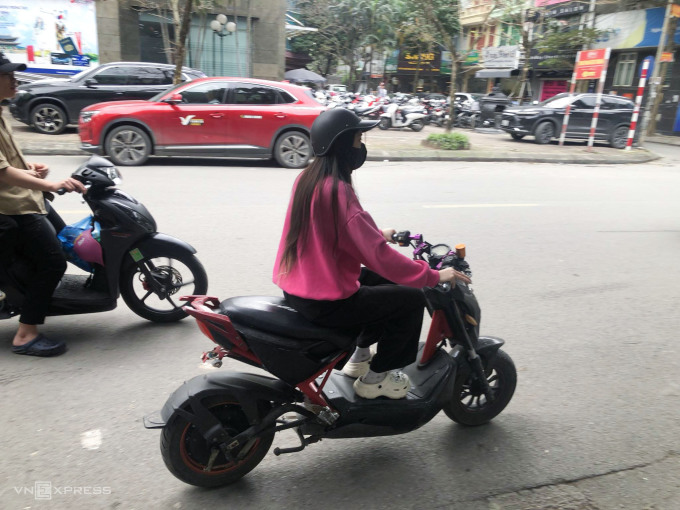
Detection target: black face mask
<box><xmin>349</xmin><ymin>143</ymin><xmax>367</xmax><ymax>171</ymax></box>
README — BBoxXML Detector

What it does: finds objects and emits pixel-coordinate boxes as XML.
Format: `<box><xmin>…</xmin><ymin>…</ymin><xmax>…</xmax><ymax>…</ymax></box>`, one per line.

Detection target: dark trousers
<box><xmin>284</xmin><ymin>268</ymin><xmax>426</xmax><ymax>373</ymax></box>
<box><xmin>0</xmin><ymin>213</ymin><xmax>66</xmax><ymax>325</ymax></box>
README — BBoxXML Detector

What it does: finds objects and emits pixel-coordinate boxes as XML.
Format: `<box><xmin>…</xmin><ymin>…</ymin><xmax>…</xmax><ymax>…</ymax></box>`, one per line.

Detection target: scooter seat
<box><xmin>219</xmin><ymin>296</ymin><xmax>356</xmax><ymax>349</ymax></box>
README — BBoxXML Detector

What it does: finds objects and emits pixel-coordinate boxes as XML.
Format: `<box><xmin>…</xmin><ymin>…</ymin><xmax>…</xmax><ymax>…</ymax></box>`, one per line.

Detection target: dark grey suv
<box><xmin>500</xmin><ymin>93</ymin><xmax>634</xmax><ymax>148</ymax></box>
<box><xmin>10</xmin><ymin>61</ymin><xmax>205</xmax><ymax>134</ymax></box>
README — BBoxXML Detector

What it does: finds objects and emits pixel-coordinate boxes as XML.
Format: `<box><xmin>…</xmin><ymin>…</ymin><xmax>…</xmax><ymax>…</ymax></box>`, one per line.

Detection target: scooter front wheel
<box><xmin>161</xmin><ymin>395</ymin><xmax>274</xmax><ymax>488</ymax></box>
<box><xmin>444</xmin><ymin>349</ymin><xmax>516</xmax><ymax>426</ymax></box>
<box><xmin>120</xmin><ymin>251</ymin><xmax>208</xmax><ymax>322</ymax></box>
<box><xmin>378</xmin><ymin>118</ymin><xmax>391</xmax><ymax>130</ymax></box>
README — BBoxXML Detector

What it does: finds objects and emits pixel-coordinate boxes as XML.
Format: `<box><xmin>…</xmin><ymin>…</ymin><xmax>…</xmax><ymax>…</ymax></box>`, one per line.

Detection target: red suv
<box><xmin>78</xmin><ymin>77</ymin><xmax>325</xmax><ymax>168</ymax></box>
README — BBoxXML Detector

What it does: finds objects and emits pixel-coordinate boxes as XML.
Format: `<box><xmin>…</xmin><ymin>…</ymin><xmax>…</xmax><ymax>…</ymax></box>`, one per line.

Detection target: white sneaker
<box><xmin>353</xmin><ymin>371</ymin><xmax>411</xmax><ymax>399</ymax></box>
<box><xmin>342</xmin><ymin>355</ymin><xmax>373</xmax><ymax>378</ymax></box>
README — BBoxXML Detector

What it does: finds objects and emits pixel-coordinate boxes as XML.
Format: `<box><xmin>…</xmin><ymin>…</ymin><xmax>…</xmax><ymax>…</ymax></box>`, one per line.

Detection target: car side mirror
<box><xmin>163</xmin><ymin>93</ymin><xmax>183</xmax><ymax>104</ymax></box>
<box><xmin>84</xmin><ymin>78</ymin><xmax>96</xmax><ymax>87</ymax></box>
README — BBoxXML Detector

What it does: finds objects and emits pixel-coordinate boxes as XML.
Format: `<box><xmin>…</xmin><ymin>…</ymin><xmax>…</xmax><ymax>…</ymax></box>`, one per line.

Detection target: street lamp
<box><xmin>210</xmin><ymin>14</ymin><xmax>236</xmax><ymax>76</ymax></box>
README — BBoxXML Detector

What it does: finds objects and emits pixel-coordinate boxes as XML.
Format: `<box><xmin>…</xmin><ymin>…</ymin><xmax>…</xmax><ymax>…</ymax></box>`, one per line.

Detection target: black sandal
<box><xmin>12</xmin><ymin>334</ymin><xmax>67</xmax><ymax>357</ymax></box>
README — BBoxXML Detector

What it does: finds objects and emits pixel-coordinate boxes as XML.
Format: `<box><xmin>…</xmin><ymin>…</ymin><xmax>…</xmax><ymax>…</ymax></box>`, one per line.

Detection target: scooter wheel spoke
<box><xmin>140</xmin><ymin>289</ymin><xmax>154</xmax><ymax>303</ymax></box>
<box><xmin>121</xmin><ymin>253</ymin><xmax>208</xmax><ymax>322</ymax></box>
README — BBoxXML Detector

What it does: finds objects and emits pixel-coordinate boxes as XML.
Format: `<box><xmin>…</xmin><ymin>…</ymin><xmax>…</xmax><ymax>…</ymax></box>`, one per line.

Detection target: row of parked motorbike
<box><xmin>320</xmin><ymin>92</ymin><xmax>488</xmax><ymax>131</ymax></box>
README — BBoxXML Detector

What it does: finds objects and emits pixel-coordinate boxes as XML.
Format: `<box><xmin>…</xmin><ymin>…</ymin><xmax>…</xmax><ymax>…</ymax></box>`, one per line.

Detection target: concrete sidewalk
<box><xmin>4</xmin><ymin>108</ymin><xmax>669</xmax><ymax>165</ymax></box>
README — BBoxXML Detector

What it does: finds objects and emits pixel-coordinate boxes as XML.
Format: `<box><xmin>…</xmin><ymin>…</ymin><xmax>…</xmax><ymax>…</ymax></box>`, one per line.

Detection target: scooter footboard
<box><xmin>144</xmin><ymin>371</ymin><xmax>299</xmax><ymax>429</ymax></box>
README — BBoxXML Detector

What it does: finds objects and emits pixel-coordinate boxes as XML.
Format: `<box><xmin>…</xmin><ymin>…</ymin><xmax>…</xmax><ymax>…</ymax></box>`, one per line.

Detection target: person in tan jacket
<box><xmin>0</xmin><ymin>52</ymin><xmax>85</xmax><ymax>356</ymax></box>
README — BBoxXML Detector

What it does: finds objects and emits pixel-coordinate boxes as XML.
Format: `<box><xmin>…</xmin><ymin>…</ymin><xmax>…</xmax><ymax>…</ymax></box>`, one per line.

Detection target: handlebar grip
<box><xmin>57</xmin><ymin>188</ymin><xmax>66</xmax><ymax>195</ymax></box>
<box><xmin>393</xmin><ymin>230</ymin><xmax>411</xmax><ymax>246</ymax></box>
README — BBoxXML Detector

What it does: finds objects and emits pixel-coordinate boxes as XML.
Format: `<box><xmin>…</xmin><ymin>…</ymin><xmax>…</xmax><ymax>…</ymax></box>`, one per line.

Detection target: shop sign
<box><xmin>481</xmin><ymin>45</ymin><xmax>519</xmax><ymax>68</ymax></box>
<box><xmin>461</xmin><ymin>50</ymin><xmax>480</xmax><ymax>67</ymax></box>
<box><xmin>660</xmin><ymin>52</ymin><xmax>674</xmax><ymax>63</ymax></box>
<box><xmin>396</xmin><ymin>49</ymin><xmax>441</xmax><ymax>75</ymax></box>
<box><xmin>543</xmin><ymin>1</ymin><xmax>589</xmax><ymax>18</ymax></box>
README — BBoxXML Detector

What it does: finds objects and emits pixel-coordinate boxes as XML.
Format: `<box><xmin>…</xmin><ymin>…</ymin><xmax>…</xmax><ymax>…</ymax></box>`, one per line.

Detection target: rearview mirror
<box><xmin>84</xmin><ymin>78</ymin><xmax>96</xmax><ymax>87</ymax></box>
<box><xmin>163</xmin><ymin>93</ymin><xmax>183</xmax><ymax>104</ymax></box>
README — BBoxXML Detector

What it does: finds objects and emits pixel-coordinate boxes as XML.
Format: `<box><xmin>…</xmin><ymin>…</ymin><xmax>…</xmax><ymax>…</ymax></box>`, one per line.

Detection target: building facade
<box><xmin>97</xmin><ymin>0</ymin><xmax>286</xmax><ymax>81</ymax></box>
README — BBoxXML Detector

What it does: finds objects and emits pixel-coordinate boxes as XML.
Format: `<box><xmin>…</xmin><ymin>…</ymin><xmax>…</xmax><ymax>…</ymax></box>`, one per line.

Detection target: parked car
<box><xmin>500</xmin><ymin>93</ymin><xmax>634</xmax><ymax>148</ymax></box>
<box><xmin>10</xmin><ymin>61</ymin><xmax>206</xmax><ymax>135</ymax></box>
<box><xmin>78</xmin><ymin>77</ymin><xmax>326</xmax><ymax>168</ymax></box>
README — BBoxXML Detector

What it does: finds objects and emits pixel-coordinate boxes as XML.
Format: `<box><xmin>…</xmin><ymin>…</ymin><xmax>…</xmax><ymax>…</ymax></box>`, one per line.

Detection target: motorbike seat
<box><xmin>219</xmin><ymin>296</ymin><xmax>356</xmax><ymax>349</ymax></box>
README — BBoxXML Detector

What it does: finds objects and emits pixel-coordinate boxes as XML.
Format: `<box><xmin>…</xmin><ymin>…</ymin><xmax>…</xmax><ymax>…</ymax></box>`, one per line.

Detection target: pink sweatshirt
<box><xmin>273</xmin><ymin>177</ymin><xmax>440</xmax><ymax>300</ymax></box>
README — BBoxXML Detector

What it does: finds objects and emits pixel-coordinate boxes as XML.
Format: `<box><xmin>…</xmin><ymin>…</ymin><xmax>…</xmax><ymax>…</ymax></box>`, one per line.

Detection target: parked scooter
<box><xmin>0</xmin><ymin>156</ymin><xmax>208</xmax><ymax>323</ymax></box>
<box><xmin>144</xmin><ymin>231</ymin><xmax>516</xmax><ymax>487</ymax></box>
<box><xmin>378</xmin><ymin>103</ymin><xmax>426</xmax><ymax>131</ymax></box>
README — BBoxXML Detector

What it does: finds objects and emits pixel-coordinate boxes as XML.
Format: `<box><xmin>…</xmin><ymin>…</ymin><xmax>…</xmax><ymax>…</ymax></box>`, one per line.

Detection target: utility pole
<box><xmin>639</xmin><ymin>0</ymin><xmax>674</xmax><ymax>142</ymax></box>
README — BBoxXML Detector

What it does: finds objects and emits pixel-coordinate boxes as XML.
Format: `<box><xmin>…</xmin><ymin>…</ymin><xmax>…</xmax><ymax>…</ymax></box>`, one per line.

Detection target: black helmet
<box><xmin>311</xmin><ymin>108</ymin><xmax>379</xmax><ymax>156</ymax></box>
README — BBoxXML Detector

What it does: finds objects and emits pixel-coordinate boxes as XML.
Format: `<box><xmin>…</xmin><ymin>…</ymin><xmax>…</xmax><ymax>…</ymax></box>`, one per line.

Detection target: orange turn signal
<box><xmin>455</xmin><ymin>243</ymin><xmax>466</xmax><ymax>259</ymax></box>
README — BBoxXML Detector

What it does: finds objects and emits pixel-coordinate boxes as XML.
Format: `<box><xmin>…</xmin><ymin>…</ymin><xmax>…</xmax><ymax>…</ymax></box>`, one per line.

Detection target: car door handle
<box><xmin>210</xmin><ymin>113</ymin><xmax>224</xmax><ymax>118</ymax></box>
<box><xmin>274</xmin><ymin>113</ymin><xmax>287</xmax><ymax>119</ymax></box>
<box><xmin>116</xmin><ymin>92</ymin><xmax>124</xmax><ymax>95</ymax></box>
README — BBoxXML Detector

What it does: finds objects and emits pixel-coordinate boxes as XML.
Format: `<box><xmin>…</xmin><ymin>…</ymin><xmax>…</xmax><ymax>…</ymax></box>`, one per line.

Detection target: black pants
<box><xmin>284</xmin><ymin>268</ymin><xmax>426</xmax><ymax>373</ymax></box>
<box><xmin>0</xmin><ymin>213</ymin><xmax>66</xmax><ymax>325</ymax></box>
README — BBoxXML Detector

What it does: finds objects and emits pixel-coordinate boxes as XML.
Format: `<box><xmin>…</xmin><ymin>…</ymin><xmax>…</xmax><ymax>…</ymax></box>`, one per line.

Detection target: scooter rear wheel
<box><xmin>161</xmin><ymin>395</ymin><xmax>274</xmax><ymax>488</ymax></box>
<box><xmin>444</xmin><ymin>349</ymin><xmax>516</xmax><ymax>426</ymax></box>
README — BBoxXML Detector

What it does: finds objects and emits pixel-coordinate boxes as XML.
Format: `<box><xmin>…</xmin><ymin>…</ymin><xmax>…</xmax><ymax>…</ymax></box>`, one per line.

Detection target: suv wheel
<box><xmin>534</xmin><ymin>121</ymin><xmax>555</xmax><ymax>145</ymax></box>
<box><xmin>31</xmin><ymin>104</ymin><xmax>67</xmax><ymax>135</ymax></box>
<box><xmin>105</xmin><ymin>125</ymin><xmax>152</xmax><ymax>166</ymax></box>
<box><xmin>274</xmin><ymin>131</ymin><xmax>311</xmax><ymax>169</ymax></box>
<box><xmin>610</xmin><ymin>126</ymin><xmax>629</xmax><ymax>149</ymax></box>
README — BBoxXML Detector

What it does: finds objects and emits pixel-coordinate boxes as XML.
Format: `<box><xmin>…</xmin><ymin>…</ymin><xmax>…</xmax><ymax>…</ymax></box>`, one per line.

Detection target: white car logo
<box><xmin>179</xmin><ymin>115</ymin><xmax>195</xmax><ymax>126</ymax></box>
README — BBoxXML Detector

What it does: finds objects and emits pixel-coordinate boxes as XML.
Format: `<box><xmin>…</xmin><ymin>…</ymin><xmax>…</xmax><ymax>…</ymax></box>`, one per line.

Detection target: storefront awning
<box><xmin>475</xmin><ymin>68</ymin><xmax>517</xmax><ymax>78</ymax></box>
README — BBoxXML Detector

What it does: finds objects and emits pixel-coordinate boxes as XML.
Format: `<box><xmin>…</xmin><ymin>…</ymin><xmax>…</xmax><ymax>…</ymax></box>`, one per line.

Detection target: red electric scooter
<box><xmin>144</xmin><ymin>231</ymin><xmax>517</xmax><ymax>488</ymax></box>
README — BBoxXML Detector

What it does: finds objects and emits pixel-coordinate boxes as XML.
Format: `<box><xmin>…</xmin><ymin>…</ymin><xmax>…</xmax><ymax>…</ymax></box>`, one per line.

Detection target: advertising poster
<box><xmin>0</xmin><ymin>0</ymin><xmax>98</xmax><ymax>75</ymax></box>
<box><xmin>595</xmin><ymin>7</ymin><xmax>680</xmax><ymax>49</ymax></box>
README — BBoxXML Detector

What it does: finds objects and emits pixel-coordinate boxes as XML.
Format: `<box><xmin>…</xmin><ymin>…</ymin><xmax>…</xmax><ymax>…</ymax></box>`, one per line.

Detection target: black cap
<box><xmin>311</xmin><ymin>108</ymin><xmax>379</xmax><ymax>156</ymax></box>
<box><xmin>0</xmin><ymin>52</ymin><xmax>26</xmax><ymax>73</ymax></box>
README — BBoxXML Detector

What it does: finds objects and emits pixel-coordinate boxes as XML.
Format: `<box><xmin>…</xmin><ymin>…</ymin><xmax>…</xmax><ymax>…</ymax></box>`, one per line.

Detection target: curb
<box><xmin>18</xmin><ymin>143</ymin><xmax>661</xmax><ymax>165</ymax></box>
<box><xmin>366</xmin><ymin>149</ymin><xmax>659</xmax><ymax>165</ymax></box>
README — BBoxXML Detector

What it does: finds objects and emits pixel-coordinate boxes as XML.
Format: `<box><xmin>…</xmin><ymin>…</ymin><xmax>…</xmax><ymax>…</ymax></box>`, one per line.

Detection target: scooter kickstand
<box><xmin>273</xmin><ymin>427</ymin><xmax>318</xmax><ymax>456</ymax></box>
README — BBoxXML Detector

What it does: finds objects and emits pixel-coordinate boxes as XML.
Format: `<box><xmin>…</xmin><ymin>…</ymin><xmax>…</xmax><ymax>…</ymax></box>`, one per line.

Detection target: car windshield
<box><xmin>541</xmin><ymin>93</ymin><xmax>575</xmax><ymax>108</ymax></box>
<box><xmin>149</xmin><ymin>82</ymin><xmax>185</xmax><ymax>102</ymax></box>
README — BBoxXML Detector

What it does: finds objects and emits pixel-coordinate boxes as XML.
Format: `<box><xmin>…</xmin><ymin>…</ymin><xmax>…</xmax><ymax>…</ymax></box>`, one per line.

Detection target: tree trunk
<box><xmin>446</xmin><ymin>46</ymin><xmax>458</xmax><ymax>133</ymax></box>
<box><xmin>173</xmin><ymin>0</ymin><xmax>193</xmax><ymax>84</ymax></box>
<box><xmin>648</xmin><ymin>15</ymin><xmax>678</xmax><ymax>134</ymax></box>
<box><xmin>413</xmin><ymin>46</ymin><xmax>422</xmax><ymax>94</ymax></box>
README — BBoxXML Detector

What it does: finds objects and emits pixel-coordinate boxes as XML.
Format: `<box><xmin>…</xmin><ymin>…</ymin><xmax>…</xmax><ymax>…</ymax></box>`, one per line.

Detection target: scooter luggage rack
<box><xmin>181</xmin><ymin>294</ymin><xmax>347</xmax><ymax>411</ymax></box>
<box><xmin>180</xmin><ymin>295</ymin><xmax>261</xmax><ymax>366</ymax></box>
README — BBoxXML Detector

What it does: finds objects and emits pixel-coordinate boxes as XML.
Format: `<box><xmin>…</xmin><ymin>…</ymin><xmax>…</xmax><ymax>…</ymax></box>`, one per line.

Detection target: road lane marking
<box><xmin>423</xmin><ymin>204</ymin><xmax>540</xmax><ymax>208</ymax></box>
<box><xmin>81</xmin><ymin>429</ymin><xmax>102</xmax><ymax>450</ymax></box>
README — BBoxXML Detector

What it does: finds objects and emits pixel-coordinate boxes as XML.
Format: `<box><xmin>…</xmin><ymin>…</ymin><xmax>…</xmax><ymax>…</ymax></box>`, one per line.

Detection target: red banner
<box><xmin>575</xmin><ymin>48</ymin><xmax>607</xmax><ymax>80</ymax></box>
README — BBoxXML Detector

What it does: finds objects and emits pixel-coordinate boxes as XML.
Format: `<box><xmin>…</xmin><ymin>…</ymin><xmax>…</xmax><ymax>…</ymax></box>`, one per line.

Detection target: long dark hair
<box><xmin>279</xmin><ymin>130</ymin><xmax>357</xmax><ymax>273</ymax></box>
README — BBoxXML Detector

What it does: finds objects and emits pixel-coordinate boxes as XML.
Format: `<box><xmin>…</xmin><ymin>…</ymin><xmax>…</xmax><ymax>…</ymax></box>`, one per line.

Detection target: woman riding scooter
<box><xmin>273</xmin><ymin>108</ymin><xmax>471</xmax><ymax>399</ymax></box>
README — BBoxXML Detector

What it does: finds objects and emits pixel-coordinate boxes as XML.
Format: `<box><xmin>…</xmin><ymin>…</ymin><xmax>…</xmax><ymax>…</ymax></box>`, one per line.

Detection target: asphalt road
<box><xmin>1</xmin><ymin>150</ymin><xmax>680</xmax><ymax>509</ymax></box>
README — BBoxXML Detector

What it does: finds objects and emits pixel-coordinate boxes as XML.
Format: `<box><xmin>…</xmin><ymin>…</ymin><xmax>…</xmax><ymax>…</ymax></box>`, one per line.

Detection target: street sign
<box><xmin>574</xmin><ymin>48</ymin><xmax>608</xmax><ymax>80</ymax></box>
